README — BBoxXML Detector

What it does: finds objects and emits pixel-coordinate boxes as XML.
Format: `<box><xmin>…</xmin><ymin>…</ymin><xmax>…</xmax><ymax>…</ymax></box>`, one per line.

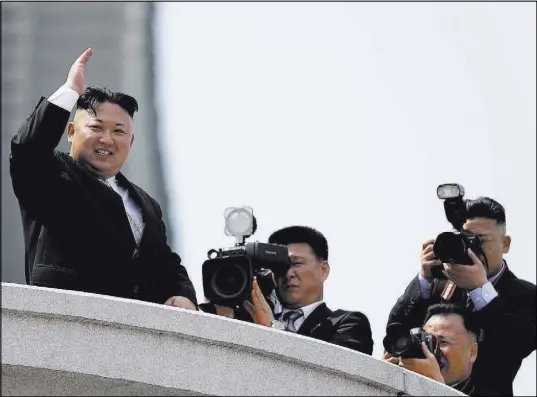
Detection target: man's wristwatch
<box><xmin>270</xmin><ymin>319</ymin><xmax>286</xmax><ymax>330</ymax></box>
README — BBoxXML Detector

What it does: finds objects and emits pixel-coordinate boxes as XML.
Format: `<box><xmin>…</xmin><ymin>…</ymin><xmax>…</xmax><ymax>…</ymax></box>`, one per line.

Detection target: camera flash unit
<box><xmin>437</xmin><ymin>184</ymin><xmax>465</xmax><ymax>200</ymax></box>
<box><xmin>224</xmin><ymin>206</ymin><xmax>254</xmax><ymax>245</ymax></box>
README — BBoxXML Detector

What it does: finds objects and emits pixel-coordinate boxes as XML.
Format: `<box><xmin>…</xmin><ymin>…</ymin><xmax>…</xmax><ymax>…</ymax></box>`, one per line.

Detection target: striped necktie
<box><xmin>277</xmin><ymin>309</ymin><xmax>304</xmax><ymax>333</ymax></box>
<box><xmin>101</xmin><ymin>179</ymin><xmax>143</xmax><ymax>246</ymax></box>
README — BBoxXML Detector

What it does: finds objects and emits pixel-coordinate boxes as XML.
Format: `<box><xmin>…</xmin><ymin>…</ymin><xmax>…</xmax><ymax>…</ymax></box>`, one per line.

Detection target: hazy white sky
<box><xmin>154</xmin><ymin>3</ymin><xmax>536</xmax><ymax>395</ymax></box>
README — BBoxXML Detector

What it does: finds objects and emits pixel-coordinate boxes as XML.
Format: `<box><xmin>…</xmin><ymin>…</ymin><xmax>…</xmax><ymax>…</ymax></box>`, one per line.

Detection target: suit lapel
<box><xmin>297</xmin><ymin>303</ymin><xmax>333</xmax><ymax>336</ymax></box>
<box><xmin>115</xmin><ymin>173</ymin><xmax>159</xmax><ymax>249</ymax></box>
<box><xmin>92</xmin><ymin>175</ymin><xmax>137</xmax><ymax>252</ymax></box>
<box><xmin>59</xmin><ymin>155</ymin><xmax>141</xmax><ymax>255</ymax></box>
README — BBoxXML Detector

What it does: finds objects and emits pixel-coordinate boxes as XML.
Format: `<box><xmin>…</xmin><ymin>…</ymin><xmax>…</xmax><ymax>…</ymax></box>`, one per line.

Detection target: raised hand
<box><xmin>66</xmin><ymin>48</ymin><xmax>93</xmax><ymax>95</ymax></box>
<box><xmin>243</xmin><ymin>277</ymin><xmax>274</xmax><ymax>326</ymax></box>
<box><xmin>442</xmin><ymin>249</ymin><xmax>488</xmax><ymax>290</ymax></box>
<box><xmin>421</xmin><ymin>239</ymin><xmax>441</xmax><ymax>282</ymax></box>
<box><xmin>399</xmin><ymin>342</ymin><xmax>445</xmax><ymax>384</ymax></box>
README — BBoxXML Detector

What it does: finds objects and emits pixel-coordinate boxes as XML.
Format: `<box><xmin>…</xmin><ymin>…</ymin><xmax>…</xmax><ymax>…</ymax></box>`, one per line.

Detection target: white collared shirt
<box><xmin>48</xmin><ymin>85</ymin><xmax>145</xmax><ymax>245</ymax></box>
<box><xmin>270</xmin><ymin>290</ymin><xmax>324</xmax><ymax>331</ymax></box>
<box><xmin>104</xmin><ymin>176</ymin><xmax>145</xmax><ymax>245</ymax></box>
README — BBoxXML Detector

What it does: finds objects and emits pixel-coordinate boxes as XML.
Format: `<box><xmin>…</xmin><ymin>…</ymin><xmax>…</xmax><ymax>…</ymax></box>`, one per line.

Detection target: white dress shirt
<box><xmin>270</xmin><ymin>290</ymin><xmax>324</xmax><ymax>331</ymax></box>
<box><xmin>103</xmin><ymin>176</ymin><xmax>145</xmax><ymax>246</ymax></box>
<box><xmin>48</xmin><ymin>85</ymin><xmax>145</xmax><ymax>245</ymax></box>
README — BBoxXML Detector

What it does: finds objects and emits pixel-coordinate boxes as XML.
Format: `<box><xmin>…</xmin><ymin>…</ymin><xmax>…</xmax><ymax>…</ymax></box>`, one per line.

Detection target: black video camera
<box><xmin>202</xmin><ymin>207</ymin><xmax>291</xmax><ymax>308</ymax></box>
<box><xmin>383</xmin><ymin>323</ymin><xmax>440</xmax><ymax>359</ymax></box>
<box><xmin>432</xmin><ymin>184</ymin><xmax>485</xmax><ymax>279</ymax></box>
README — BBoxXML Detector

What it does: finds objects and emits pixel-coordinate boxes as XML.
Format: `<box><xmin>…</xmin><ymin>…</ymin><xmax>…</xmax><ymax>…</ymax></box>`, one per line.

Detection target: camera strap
<box><xmin>432</xmin><ymin>259</ymin><xmax>505</xmax><ymax>305</ymax></box>
<box><xmin>440</xmin><ymin>280</ymin><xmax>457</xmax><ymax>300</ymax></box>
<box><xmin>431</xmin><ymin>278</ymin><xmax>464</xmax><ymax>303</ymax></box>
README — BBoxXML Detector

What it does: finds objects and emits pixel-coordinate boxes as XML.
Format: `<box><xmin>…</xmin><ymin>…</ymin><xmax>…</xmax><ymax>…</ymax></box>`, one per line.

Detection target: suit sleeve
<box><xmin>475</xmin><ymin>281</ymin><xmax>536</xmax><ymax>361</ymax></box>
<box><xmin>153</xmin><ymin>202</ymin><xmax>198</xmax><ymax>307</ymax></box>
<box><xmin>386</xmin><ymin>275</ymin><xmax>430</xmax><ymax>331</ymax></box>
<box><xmin>10</xmin><ymin>98</ymin><xmax>71</xmax><ymax>222</ymax></box>
<box><xmin>331</xmin><ymin>311</ymin><xmax>374</xmax><ymax>355</ymax></box>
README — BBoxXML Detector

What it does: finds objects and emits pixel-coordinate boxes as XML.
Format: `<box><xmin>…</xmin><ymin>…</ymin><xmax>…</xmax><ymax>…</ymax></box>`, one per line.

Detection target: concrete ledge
<box><xmin>2</xmin><ymin>365</ymin><xmax>199</xmax><ymax>396</ymax></box>
<box><xmin>1</xmin><ymin>283</ymin><xmax>464</xmax><ymax>396</ymax></box>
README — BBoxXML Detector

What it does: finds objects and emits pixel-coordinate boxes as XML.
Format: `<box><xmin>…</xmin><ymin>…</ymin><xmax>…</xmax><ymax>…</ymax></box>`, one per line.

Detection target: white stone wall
<box><xmin>1</xmin><ymin>283</ymin><xmax>464</xmax><ymax>396</ymax></box>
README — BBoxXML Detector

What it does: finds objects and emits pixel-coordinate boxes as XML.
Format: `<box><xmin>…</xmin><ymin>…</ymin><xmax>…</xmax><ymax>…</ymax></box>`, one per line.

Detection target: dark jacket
<box><xmin>386</xmin><ymin>264</ymin><xmax>536</xmax><ymax>396</ymax></box>
<box><xmin>452</xmin><ymin>376</ymin><xmax>476</xmax><ymax>396</ymax></box>
<box><xmin>204</xmin><ymin>301</ymin><xmax>374</xmax><ymax>354</ymax></box>
<box><xmin>296</xmin><ymin>303</ymin><xmax>374</xmax><ymax>355</ymax></box>
<box><xmin>10</xmin><ymin>97</ymin><xmax>197</xmax><ymax>306</ymax></box>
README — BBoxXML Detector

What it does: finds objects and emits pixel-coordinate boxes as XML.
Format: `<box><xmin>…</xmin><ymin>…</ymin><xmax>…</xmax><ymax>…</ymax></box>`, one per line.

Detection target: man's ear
<box><xmin>321</xmin><ymin>261</ymin><xmax>330</xmax><ymax>282</ymax></box>
<box><xmin>469</xmin><ymin>342</ymin><xmax>478</xmax><ymax>364</ymax></box>
<box><xmin>130</xmin><ymin>134</ymin><xmax>135</xmax><ymax>147</ymax></box>
<box><xmin>503</xmin><ymin>235</ymin><xmax>511</xmax><ymax>254</ymax></box>
<box><xmin>67</xmin><ymin>122</ymin><xmax>75</xmax><ymax>143</ymax></box>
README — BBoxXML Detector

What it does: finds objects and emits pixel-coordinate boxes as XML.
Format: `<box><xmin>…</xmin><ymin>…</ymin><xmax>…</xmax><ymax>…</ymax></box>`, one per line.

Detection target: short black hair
<box><xmin>76</xmin><ymin>86</ymin><xmax>139</xmax><ymax>119</ymax></box>
<box><xmin>268</xmin><ymin>226</ymin><xmax>328</xmax><ymax>261</ymax></box>
<box><xmin>424</xmin><ymin>303</ymin><xmax>481</xmax><ymax>340</ymax></box>
<box><xmin>466</xmin><ymin>197</ymin><xmax>506</xmax><ymax>225</ymax></box>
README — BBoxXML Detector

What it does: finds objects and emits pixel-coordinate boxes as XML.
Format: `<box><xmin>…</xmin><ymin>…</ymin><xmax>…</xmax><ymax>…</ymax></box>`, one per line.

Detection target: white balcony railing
<box><xmin>1</xmin><ymin>283</ymin><xmax>465</xmax><ymax>396</ymax></box>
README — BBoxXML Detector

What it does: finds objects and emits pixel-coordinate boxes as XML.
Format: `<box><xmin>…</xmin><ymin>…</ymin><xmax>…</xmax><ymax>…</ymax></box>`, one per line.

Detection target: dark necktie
<box><xmin>278</xmin><ymin>309</ymin><xmax>304</xmax><ymax>333</ymax></box>
<box><xmin>101</xmin><ymin>179</ymin><xmax>143</xmax><ymax>245</ymax></box>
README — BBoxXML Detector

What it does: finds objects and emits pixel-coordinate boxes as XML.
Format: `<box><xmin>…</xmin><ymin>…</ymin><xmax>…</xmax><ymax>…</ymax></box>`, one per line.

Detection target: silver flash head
<box><xmin>224</xmin><ymin>206</ymin><xmax>254</xmax><ymax>244</ymax></box>
<box><xmin>437</xmin><ymin>184</ymin><xmax>465</xmax><ymax>200</ymax></box>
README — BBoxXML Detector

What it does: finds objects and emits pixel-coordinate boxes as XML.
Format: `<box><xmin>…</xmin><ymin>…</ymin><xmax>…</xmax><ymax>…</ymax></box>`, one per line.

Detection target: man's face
<box><xmin>463</xmin><ymin>217</ymin><xmax>510</xmax><ymax>274</ymax></box>
<box><xmin>68</xmin><ymin>102</ymin><xmax>134</xmax><ymax>179</ymax></box>
<box><xmin>424</xmin><ymin>314</ymin><xmax>477</xmax><ymax>386</ymax></box>
<box><xmin>276</xmin><ymin>243</ymin><xmax>329</xmax><ymax>309</ymax></box>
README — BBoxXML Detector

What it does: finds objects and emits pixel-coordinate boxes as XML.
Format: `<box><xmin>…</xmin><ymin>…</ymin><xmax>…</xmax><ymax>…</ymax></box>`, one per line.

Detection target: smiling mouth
<box><xmin>95</xmin><ymin>149</ymin><xmax>113</xmax><ymax>156</ymax></box>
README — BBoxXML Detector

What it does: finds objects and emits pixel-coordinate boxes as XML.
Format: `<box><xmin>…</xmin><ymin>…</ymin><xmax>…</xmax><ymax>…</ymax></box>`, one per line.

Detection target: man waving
<box><xmin>10</xmin><ymin>48</ymin><xmax>197</xmax><ymax>309</ymax></box>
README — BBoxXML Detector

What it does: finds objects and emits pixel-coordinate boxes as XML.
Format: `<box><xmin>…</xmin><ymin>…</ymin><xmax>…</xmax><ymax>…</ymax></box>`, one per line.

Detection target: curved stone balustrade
<box><xmin>1</xmin><ymin>283</ymin><xmax>464</xmax><ymax>396</ymax></box>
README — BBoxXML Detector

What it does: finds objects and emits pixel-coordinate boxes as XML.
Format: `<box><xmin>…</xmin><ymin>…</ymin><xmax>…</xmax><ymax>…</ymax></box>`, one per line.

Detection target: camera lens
<box><xmin>433</xmin><ymin>232</ymin><xmax>467</xmax><ymax>264</ymax></box>
<box><xmin>383</xmin><ymin>323</ymin><xmax>413</xmax><ymax>357</ymax></box>
<box><xmin>211</xmin><ymin>262</ymin><xmax>248</xmax><ymax>298</ymax></box>
<box><xmin>385</xmin><ymin>334</ymin><xmax>412</xmax><ymax>356</ymax></box>
<box><xmin>393</xmin><ymin>336</ymin><xmax>411</xmax><ymax>352</ymax></box>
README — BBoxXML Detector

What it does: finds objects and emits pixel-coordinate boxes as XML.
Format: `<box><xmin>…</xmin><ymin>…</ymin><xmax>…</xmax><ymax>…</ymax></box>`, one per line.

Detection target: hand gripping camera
<box><xmin>202</xmin><ymin>207</ymin><xmax>291</xmax><ymax>308</ymax></box>
<box><xmin>383</xmin><ymin>323</ymin><xmax>440</xmax><ymax>359</ymax></box>
<box><xmin>431</xmin><ymin>184</ymin><xmax>488</xmax><ymax>279</ymax></box>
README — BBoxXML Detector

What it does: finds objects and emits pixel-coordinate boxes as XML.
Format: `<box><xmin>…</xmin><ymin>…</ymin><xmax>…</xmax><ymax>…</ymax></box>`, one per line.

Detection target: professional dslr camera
<box><xmin>202</xmin><ymin>207</ymin><xmax>291</xmax><ymax>308</ymax></box>
<box><xmin>383</xmin><ymin>323</ymin><xmax>440</xmax><ymax>359</ymax></box>
<box><xmin>431</xmin><ymin>183</ymin><xmax>487</xmax><ymax>279</ymax></box>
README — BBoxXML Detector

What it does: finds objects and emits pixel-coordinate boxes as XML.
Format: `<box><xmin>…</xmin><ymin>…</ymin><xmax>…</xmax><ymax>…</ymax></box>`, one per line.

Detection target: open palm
<box><xmin>66</xmin><ymin>48</ymin><xmax>93</xmax><ymax>95</ymax></box>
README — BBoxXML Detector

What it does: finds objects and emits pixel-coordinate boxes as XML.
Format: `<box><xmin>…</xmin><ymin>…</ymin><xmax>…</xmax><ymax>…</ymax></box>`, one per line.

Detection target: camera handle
<box><xmin>443</xmin><ymin>198</ymin><xmax>467</xmax><ymax>231</ymax></box>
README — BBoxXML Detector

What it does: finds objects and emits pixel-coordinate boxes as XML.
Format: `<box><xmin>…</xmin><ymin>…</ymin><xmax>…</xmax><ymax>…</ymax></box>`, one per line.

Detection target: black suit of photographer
<box><xmin>202</xmin><ymin>225</ymin><xmax>374</xmax><ymax>355</ymax></box>
<box><xmin>287</xmin><ymin>303</ymin><xmax>374</xmax><ymax>354</ymax></box>
<box><xmin>202</xmin><ymin>299</ymin><xmax>373</xmax><ymax>355</ymax></box>
<box><xmin>387</xmin><ymin>262</ymin><xmax>536</xmax><ymax>396</ymax></box>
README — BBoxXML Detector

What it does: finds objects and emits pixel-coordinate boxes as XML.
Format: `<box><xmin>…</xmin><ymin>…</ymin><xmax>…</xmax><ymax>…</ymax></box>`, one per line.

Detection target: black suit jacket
<box><xmin>203</xmin><ymin>300</ymin><xmax>373</xmax><ymax>355</ymax></box>
<box><xmin>295</xmin><ymin>303</ymin><xmax>374</xmax><ymax>355</ymax></box>
<box><xmin>386</xmin><ymin>265</ymin><xmax>536</xmax><ymax>396</ymax></box>
<box><xmin>9</xmin><ymin>97</ymin><xmax>197</xmax><ymax>306</ymax></box>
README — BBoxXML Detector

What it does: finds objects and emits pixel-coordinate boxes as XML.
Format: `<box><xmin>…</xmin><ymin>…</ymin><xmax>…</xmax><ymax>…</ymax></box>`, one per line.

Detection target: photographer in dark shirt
<box><xmin>384</xmin><ymin>303</ymin><xmax>480</xmax><ymax>395</ymax></box>
<box><xmin>387</xmin><ymin>195</ymin><xmax>536</xmax><ymax>395</ymax></box>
